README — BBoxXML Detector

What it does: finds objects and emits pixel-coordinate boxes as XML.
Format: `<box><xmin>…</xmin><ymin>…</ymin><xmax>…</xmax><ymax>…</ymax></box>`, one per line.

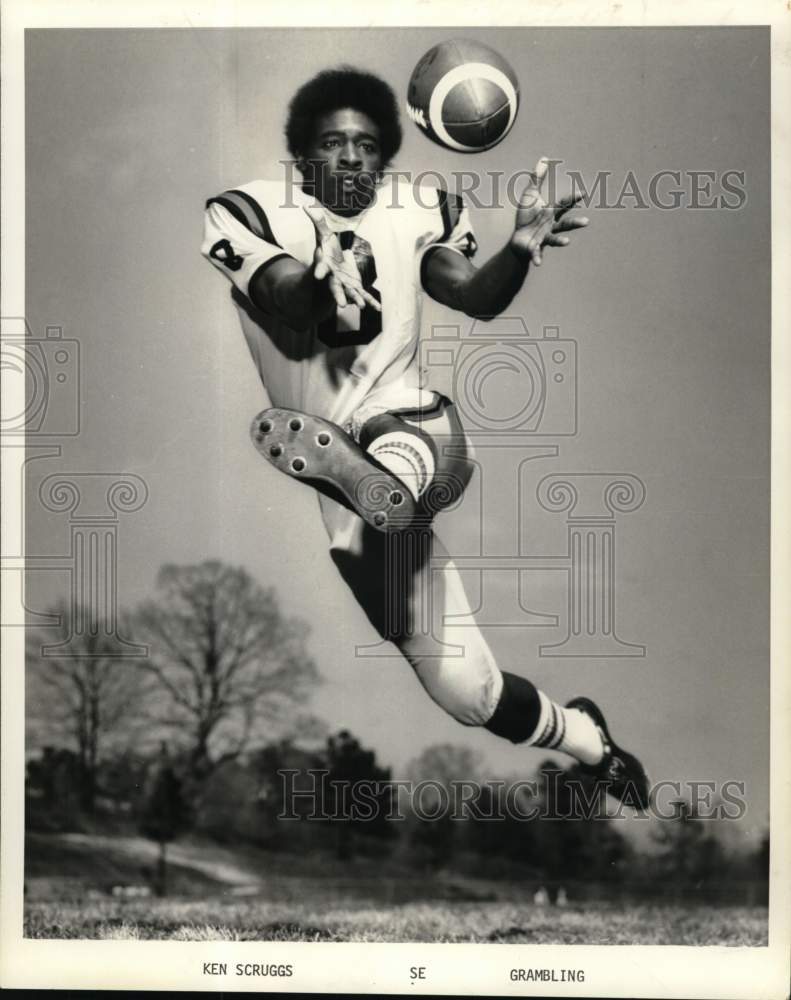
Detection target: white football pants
<box><xmin>318</xmin><ymin>397</ymin><xmax>503</xmax><ymax>726</ymax></box>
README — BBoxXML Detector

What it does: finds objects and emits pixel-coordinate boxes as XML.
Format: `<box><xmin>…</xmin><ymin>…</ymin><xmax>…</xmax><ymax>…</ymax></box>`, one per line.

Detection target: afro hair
<box><xmin>285</xmin><ymin>67</ymin><xmax>403</xmax><ymax>167</ymax></box>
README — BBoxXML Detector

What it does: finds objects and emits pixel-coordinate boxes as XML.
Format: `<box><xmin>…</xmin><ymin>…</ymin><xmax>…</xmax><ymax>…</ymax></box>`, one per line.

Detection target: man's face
<box><xmin>301</xmin><ymin>108</ymin><xmax>383</xmax><ymax>216</ymax></box>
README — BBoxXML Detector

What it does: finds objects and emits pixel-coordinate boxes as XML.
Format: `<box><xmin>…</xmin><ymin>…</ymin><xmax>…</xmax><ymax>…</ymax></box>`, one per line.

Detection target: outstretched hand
<box><xmin>304</xmin><ymin>205</ymin><xmax>382</xmax><ymax>312</ymax></box>
<box><xmin>510</xmin><ymin>157</ymin><xmax>589</xmax><ymax>266</ymax></box>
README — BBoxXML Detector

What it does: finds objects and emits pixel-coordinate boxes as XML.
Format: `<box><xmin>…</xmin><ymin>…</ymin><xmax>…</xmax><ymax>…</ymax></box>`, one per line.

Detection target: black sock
<box><xmin>483</xmin><ymin>671</ymin><xmax>542</xmax><ymax>744</ymax></box>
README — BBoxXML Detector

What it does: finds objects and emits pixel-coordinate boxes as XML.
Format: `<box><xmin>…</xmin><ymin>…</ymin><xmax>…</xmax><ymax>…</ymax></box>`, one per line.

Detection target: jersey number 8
<box><xmin>318</xmin><ymin>234</ymin><xmax>383</xmax><ymax>349</ymax></box>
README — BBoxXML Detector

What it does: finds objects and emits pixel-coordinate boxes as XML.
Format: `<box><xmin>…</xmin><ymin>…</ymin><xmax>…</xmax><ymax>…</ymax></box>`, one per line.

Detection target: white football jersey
<box><xmin>201</xmin><ymin>178</ymin><xmax>476</xmax><ymax>427</ymax></box>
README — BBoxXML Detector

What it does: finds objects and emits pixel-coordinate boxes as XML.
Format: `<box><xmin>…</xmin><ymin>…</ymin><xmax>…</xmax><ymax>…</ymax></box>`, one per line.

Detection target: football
<box><xmin>406</xmin><ymin>39</ymin><xmax>520</xmax><ymax>153</ymax></box>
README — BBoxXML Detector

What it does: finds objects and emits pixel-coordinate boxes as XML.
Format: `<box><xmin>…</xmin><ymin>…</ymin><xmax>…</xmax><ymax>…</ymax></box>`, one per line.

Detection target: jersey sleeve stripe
<box><xmin>437</xmin><ymin>189</ymin><xmax>463</xmax><ymax>241</ymax></box>
<box><xmin>205</xmin><ymin>195</ymin><xmax>253</xmax><ymax>231</ymax></box>
<box><xmin>205</xmin><ymin>190</ymin><xmax>284</xmax><ymax>249</ymax></box>
<box><xmin>228</xmin><ymin>189</ymin><xmax>283</xmax><ymax>248</ymax></box>
<box><xmin>438</xmin><ymin>189</ymin><xmax>451</xmax><ymax>241</ymax></box>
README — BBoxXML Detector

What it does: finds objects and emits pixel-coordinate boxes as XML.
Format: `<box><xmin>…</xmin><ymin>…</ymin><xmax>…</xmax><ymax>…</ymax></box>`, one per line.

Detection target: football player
<box><xmin>202</xmin><ymin>67</ymin><xmax>649</xmax><ymax>809</ymax></box>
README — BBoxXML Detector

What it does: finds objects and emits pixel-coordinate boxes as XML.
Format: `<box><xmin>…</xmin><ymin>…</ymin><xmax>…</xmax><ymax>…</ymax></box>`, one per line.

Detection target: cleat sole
<box><xmin>251</xmin><ymin>407</ymin><xmax>420</xmax><ymax>533</ymax></box>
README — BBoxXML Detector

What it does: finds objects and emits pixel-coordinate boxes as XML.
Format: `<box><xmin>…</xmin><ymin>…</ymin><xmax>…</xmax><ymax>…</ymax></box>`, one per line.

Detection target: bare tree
<box><xmin>139</xmin><ymin>742</ymin><xmax>188</xmax><ymax>896</ymax></box>
<box><xmin>406</xmin><ymin>743</ymin><xmax>484</xmax><ymax>788</ymax></box>
<box><xmin>405</xmin><ymin>743</ymin><xmax>486</xmax><ymax>869</ymax></box>
<box><xmin>26</xmin><ymin>601</ymin><xmax>154</xmax><ymax>813</ymax></box>
<box><xmin>133</xmin><ymin>561</ymin><xmax>320</xmax><ymax>782</ymax></box>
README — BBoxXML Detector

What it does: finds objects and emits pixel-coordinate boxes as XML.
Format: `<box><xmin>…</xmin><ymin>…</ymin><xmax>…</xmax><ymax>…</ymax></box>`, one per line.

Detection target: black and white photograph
<box><xmin>1</xmin><ymin>1</ymin><xmax>789</xmax><ymax>995</ymax></box>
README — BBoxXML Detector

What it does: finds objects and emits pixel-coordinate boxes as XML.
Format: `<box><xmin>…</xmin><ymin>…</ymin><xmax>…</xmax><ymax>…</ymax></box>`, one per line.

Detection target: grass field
<box><xmin>23</xmin><ymin>832</ymin><xmax>768</xmax><ymax>945</ymax></box>
<box><xmin>24</xmin><ymin>897</ymin><xmax>767</xmax><ymax>945</ymax></box>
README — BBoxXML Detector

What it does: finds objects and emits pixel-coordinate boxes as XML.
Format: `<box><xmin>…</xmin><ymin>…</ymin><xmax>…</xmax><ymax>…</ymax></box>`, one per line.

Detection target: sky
<box><xmin>23</xmin><ymin>26</ymin><xmax>770</xmax><ymax>844</ymax></box>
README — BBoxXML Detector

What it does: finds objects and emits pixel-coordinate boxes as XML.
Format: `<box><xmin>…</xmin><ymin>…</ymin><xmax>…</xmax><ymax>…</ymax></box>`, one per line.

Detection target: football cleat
<box><xmin>251</xmin><ymin>407</ymin><xmax>420</xmax><ymax>533</ymax></box>
<box><xmin>566</xmin><ymin>697</ymin><xmax>651</xmax><ymax>811</ymax></box>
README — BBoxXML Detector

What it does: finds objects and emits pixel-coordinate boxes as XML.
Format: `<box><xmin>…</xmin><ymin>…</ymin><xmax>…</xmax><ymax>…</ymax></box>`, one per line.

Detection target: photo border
<box><xmin>2</xmin><ymin>1</ymin><xmax>789</xmax><ymax>996</ymax></box>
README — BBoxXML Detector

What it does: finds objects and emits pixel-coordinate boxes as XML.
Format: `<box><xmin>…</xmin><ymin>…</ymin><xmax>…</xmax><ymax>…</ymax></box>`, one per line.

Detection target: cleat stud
<box><xmin>269</xmin><ymin>444</ymin><xmax>283</xmax><ymax>458</ymax></box>
<box><xmin>317</xmin><ymin>432</ymin><xmax>331</xmax><ymax>447</ymax></box>
<box><xmin>291</xmin><ymin>457</ymin><xmax>306</xmax><ymax>472</ymax></box>
<box><xmin>373</xmin><ymin>512</ymin><xmax>387</xmax><ymax>527</ymax></box>
<box><xmin>289</xmin><ymin>417</ymin><xmax>303</xmax><ymax>432</ymax></box>
<box><xmin>389</xmin><ymin>490</ymin><xmax>404</xmax><ymax>506</ymax></box>
<box><xmin>259</xmin><ymin>419</ymin><xmax>273</xmax><ymax>433</ymax></box>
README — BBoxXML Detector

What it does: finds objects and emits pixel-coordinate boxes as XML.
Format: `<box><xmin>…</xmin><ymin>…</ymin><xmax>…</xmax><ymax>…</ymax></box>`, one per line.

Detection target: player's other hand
<box><xmin>303</xmin><ymin>205</ymin><xmax>382</xmax><ymax>312</ymax></box>
<box><xmin>510</xmin><ymin>157</ymin><xmax>589</xmax><ymax>266</ymax></box>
